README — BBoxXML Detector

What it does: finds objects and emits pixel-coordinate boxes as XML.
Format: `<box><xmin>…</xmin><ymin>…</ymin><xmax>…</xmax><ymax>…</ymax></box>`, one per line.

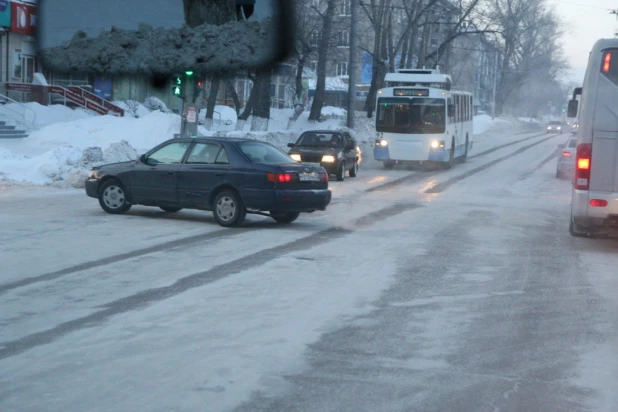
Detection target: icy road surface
<box><xmin>1</xmin><ymin>127</ymin><xmax>618</xmax><ymax>412</ymax></box>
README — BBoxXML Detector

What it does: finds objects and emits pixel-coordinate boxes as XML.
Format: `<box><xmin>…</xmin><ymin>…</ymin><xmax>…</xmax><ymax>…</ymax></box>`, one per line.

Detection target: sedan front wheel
<box><xmin>98</xmin><ymin>179</ymin><xmax>132</xmax><ymax>214</ymax></box>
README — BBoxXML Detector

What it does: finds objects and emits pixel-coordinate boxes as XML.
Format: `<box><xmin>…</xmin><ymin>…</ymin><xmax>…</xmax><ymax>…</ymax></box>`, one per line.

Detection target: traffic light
<box><xmin>172</xmin><ymin>75</ymin><xmax>183</xmax><ymax>98</ymax></box>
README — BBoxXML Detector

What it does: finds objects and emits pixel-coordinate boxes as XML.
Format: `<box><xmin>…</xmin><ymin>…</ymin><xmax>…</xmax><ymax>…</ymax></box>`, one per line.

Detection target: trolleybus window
<box><xmin>377</xmin><ymin>98</ymin><xmax>446</xmax><ymax>134</ymax></box>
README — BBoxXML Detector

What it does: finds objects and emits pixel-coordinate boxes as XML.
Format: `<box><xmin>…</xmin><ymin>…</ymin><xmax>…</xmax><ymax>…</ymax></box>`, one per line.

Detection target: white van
<box><xmin>567</xmin><ymin>38</ymin><xmax>618</xmax><ymax>237</ymax></box>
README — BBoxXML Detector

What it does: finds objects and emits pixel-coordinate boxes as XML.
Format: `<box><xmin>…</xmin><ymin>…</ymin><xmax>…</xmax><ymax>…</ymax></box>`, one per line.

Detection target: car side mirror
<box><xmin>287</xmin><ymin>143</ymin><xmax>295</xmax><ymax>148</ymax></box>
<box><xmin>139</xmin><ymin>154</ymin><xmax>147</xmax><ymax>163</ymax></box>
<box><xmin>567</xmin><ymin>100</ymin><xmax>578</xmax><ymax>118</ymax></box>
<box><xmin>346</xmin><ymin>143</ymin><xmax>355</xmax><ymax>150</ymax></box>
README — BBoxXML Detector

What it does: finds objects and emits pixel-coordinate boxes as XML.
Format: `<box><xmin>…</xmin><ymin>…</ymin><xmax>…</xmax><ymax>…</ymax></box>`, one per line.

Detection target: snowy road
<box><xmin>2</xmin><ymin>127</ymin><xmax>618</xmax><ymax>412</ymax></box>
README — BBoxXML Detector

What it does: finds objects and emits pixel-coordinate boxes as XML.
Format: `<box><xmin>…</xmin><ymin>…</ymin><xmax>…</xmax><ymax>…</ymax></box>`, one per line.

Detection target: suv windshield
<box><xmin>295</xmin><ymin>132</ymin><xmax>344</xmax><ymax>148</ymax></box>
<box><xmin>376</xmin><ymin>97</ymin><xmax>446</xmax><ymax>134</ymax></box>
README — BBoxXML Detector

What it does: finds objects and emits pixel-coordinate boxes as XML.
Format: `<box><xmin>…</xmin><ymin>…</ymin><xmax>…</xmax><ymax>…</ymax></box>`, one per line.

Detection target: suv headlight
<box><xmin>290</xmin><ymin>154</ymin><xmax>301</xmax><ymax>162</ymax></box>
<box><xmin>322</xmin><ymin>155</ymin><xmax>336</xmax><ymax>163</ymax></box>
<box><xmin>88</xmin><ymin>170</ymin><xmax>101</xmax><ymax>179</ymax></box>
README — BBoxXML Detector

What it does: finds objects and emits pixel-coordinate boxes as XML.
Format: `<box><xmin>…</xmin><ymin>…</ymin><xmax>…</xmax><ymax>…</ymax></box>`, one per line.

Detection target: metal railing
<box><xmin>0</xmin><ymin>92</ymin><xmax>37</xmax><ymax>128</ymax></box>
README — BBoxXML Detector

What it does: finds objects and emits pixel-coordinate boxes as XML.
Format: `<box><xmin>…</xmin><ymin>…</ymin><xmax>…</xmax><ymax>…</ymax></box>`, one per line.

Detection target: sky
<box><xmin>38</xmin><ymin>0</ymin><xmax>277</xmax><ymax>49</ymax></box>
<box><xmin>547</xmin><ymin>0</ymin><xmax>617</xmax><ymax>84</ymax></box>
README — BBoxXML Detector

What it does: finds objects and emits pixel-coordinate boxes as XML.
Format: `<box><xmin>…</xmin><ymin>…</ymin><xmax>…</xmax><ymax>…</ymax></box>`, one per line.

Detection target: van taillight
<box><xmin>574</xmin><ymin>143</ymin><xmax>592</xmax><ymax>190</ymax></box>
<box><xmin>603</xmin><ymin>52</ymin><xmax>611</xmax><ymax>73</ymax></box>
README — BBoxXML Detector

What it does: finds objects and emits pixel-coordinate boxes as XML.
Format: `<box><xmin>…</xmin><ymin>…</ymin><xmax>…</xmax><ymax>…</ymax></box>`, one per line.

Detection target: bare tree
<box><xmin>287</xmin><ymin>0</ymin><xmax>322</xmax><ymax>128</ymax></box>
<box><xmin>484</xmin><ymin>0</ymin><xmax>568</xmax><ymax>114</ymax></box>
<box><xmin>309</xmin><ymin>0</ymin><xmax>338</xmax><ymax>121</ymax></box>
<box><xmin>251</xmin><ymin>68</ymin><xmax>273</xmax><ymax>131</ymax></box>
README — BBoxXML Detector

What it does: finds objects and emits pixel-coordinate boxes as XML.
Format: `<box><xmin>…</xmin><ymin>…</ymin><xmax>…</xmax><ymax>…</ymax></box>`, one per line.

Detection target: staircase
<box><xmin>0</xmin><ymin>120</ymin><xmax>28</xmax><ymax>138</ymax></box>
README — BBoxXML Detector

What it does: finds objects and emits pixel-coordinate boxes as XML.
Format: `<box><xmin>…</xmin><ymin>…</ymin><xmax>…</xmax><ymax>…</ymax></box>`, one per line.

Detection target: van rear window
<box><xmin>601</xmin><ymin>49</ymin><xmax>618</xmax><ymax>86</ymax></box>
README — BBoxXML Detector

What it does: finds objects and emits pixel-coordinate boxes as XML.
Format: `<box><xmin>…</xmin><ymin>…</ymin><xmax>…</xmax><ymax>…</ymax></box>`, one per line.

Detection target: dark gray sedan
<box><xmin>85</xmin><ymin>137</ymin><xmax>331</xmax><ymax>227</ymax></box>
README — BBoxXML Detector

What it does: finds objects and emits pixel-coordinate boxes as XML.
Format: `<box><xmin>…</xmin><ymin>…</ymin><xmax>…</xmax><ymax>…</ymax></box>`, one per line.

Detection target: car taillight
<box><xmin>574</xmin><ymin>143</ymin><xmax>592</xmax><ymax>190</ymax></box>
<box><xmin>320</xmin><ymin>173</ymin><xmax>328</xmax><ymax>182</ymax></box>
<box><xmin>267</xmin><ymin>173</ymin><xmax>297</xmax><ymax>183</ymax></box>
<box><xmin>561</xmin><ymin>151</ymin><xmax>571</xmax><ymax>157</ymax></box>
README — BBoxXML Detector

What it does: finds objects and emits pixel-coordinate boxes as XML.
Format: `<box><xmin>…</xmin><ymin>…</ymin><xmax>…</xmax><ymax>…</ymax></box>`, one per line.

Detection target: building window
<box><xmin>309</xmin><ymin>61</ymin><xmax>318</xmax><ymax>72</ymax></box>
<box><xmin>336</xmin><ymin>62</ymin><xmax>348</xmax><ymax>76</ymax></box>
<box><xmin>337</xmin><ymin>30</ymin><xmax>350</xmax><ymax>47</ymax></box>
<box><xmin>339</xmin><ymin>0</ymin><xmax>350</xmax><ymax>16</ymax></box>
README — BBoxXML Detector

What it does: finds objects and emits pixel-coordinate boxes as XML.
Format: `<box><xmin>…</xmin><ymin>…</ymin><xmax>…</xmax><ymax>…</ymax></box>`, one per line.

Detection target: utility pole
<box><xmin>611</xmin><ymin>10</ymin><xmax>618</xmax><ymax>38</ymax></box>
<box><xmin>347</xmin><ymin>0</ymin><xmax>359</xmax><ymax>129</ymax></box>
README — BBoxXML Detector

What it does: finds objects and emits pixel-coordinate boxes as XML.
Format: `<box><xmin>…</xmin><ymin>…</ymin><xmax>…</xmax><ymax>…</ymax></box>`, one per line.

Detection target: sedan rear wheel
<box><xmin>98</xmin><ymin>179</ymin><xmax>131</xmax><ymax>214</ymax></box>
<box><xmin>271</xmin><ymin>212</ymin><xmax>300</xmax><ymax>224</ymax></box>
<box><xmin>213</xmin><ymin>190</ymin><xmax>246</xmax><ymax>227</ymax></box>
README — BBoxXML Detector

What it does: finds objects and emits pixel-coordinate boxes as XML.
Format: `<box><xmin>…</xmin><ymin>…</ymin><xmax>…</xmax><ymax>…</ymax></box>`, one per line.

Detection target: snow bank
<box><xmin>473</xmin><ymin>114</ymin><xmax>510</xmax><ymax>135</ymax></box>
<box><xmin>1</xmin><ymin>102</ymin><xmax>510</xmax><ymax>189</ymax></box>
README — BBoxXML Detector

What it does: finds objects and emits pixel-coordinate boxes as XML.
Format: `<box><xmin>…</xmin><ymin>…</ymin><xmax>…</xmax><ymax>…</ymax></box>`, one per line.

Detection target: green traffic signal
<box><xmin>185</xmin><ymin>70</ymin><xmax>194</xmax><ymax>76</ymax></box>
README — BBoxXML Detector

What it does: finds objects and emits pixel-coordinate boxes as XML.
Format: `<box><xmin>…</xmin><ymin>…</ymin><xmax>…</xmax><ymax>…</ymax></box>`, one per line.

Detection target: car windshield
<box><xmin>376</xmin><ymin>97</ymin><xmax>446</xmax><ymax>134</ymax></box>
<box><xmin>237</xmin><ymin>141</ymin><xmax>297</xmax><ymax>164</ymax></box>
<box><xmin>295</xmin><ymin>132</ymin><xmax>345</xmax><ymax>148</ymax></box>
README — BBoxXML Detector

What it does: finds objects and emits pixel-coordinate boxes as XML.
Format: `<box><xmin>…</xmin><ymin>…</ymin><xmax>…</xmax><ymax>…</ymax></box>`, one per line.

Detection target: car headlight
<box><xmin>547</xmin><ymin>126</ymin><xmax>551</xmax><ymax>129</ymax></box>
<box><xmin>557</xmin><ymin>127</ymin><xmax>562</xmax><ymax>130</ymax></box>
<box><xmin>88</xmin><ymin>170</ymin><xmax>101</xmax><ymax>179</ymax></box>
<box><xmin>322</xmin><ymin>155</ymin><xmax>336</xmax><ymax>163</ymax></box>
<box><xmin>430</xmin><ymin>140</ymin><xmax>445</xmax><ymax>149</ymax></box>
<box><xmin>379</xmin><ymin>139</ymin><xmax>388</xmax><ymax>147</ymax></box>
<box><xmin>290</xmin><ymin>154</ymin><xmax>301</xmax><ymax>162</ymax></box>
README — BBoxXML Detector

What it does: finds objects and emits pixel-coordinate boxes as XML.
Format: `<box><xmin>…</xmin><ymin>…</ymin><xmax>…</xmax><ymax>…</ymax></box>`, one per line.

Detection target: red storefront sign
<box><xmin>11</xmin><ymin>2</ymin><xmax>36</xmax><ymax>35</ymax></box>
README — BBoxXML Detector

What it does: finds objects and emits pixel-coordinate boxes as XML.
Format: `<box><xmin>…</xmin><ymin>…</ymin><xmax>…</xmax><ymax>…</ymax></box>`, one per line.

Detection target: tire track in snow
<box><xmin>365</xmin><ymin>132</ymin><xmax>547</xmax><ymax>193</ymax></box>
<box><xmin>0</xmin><ymin>132</ymin><xmax>555</xmax><ymax>295</ymax></box>
<box><xmin>0</xmin><ymin>203</ymin><xmax>422</xmax><ymax>360</ymax></box>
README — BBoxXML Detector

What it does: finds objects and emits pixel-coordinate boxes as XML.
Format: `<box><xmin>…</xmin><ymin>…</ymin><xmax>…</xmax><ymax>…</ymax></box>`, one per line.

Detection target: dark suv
<box><xmin>287</xmin><ymin>130</ymin><xmax>362</xmax><ymax>181</ymax></box>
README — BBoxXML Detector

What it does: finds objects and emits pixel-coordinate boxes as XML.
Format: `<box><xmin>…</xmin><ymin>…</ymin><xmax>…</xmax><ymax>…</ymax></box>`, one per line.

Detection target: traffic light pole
<box><xmin>179</xmin><ymin>97</ymin><xmax>185</xmax><ymax>137</ymax></box>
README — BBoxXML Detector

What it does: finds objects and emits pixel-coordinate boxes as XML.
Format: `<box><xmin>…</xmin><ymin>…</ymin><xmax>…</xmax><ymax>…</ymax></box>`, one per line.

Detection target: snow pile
<box><xmin>473</xmin><ymin>114</ymin><xmax>510</xmax><ymax>135</ymax></box>
<box><xmin>518</xmin><ymin>117</ymin><xmax>540</xmax><ymax>123</ymax></box>
<box><xmin>0</xmin><ymin>101</ymin><xmax>511</xmax><ymax>189</ymax></box>
<box><xmin>112</xmin><ymin>100</ymin><xmax>153</xmax><ymax>118</ymax></box>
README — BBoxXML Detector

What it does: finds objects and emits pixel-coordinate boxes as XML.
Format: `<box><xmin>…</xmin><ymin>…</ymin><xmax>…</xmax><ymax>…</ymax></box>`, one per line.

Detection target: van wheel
<box><xmin>569</xmin><ymin>219</ymin><xmax>587</xmax><ymax>237</ymax></box>
<box><xmin>383</xmin><ymin>161</ymin><xmax>394</xmax><ymax>169</ymax></box>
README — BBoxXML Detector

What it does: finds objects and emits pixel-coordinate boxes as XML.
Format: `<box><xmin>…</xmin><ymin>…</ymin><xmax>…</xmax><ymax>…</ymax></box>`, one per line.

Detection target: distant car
<box><xmin>556</xmin><ymin>135</ymin><xmax>577</xmax><ymax>179</ymax></box>
<box><xmin>287</xmin><ymin>130</ymin><xmax>361</xmax><ymax>181</ymax></box>
<box><xmin>85</xmin><ymin>137</ymin><xmax>332</xmax><ymax>227</ymax></box>
<box><xmin>546</xmin><ymin>121</ymin><xmax>564</xmax><ymax>134</ymax></box>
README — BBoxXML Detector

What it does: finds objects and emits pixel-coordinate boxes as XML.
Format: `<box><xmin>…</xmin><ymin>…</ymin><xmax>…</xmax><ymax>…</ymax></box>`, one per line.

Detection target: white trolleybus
<box><xmin>373</xmin><ymin>69</ymin><xmax>473</xmax><ymax>169</ymax></box>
